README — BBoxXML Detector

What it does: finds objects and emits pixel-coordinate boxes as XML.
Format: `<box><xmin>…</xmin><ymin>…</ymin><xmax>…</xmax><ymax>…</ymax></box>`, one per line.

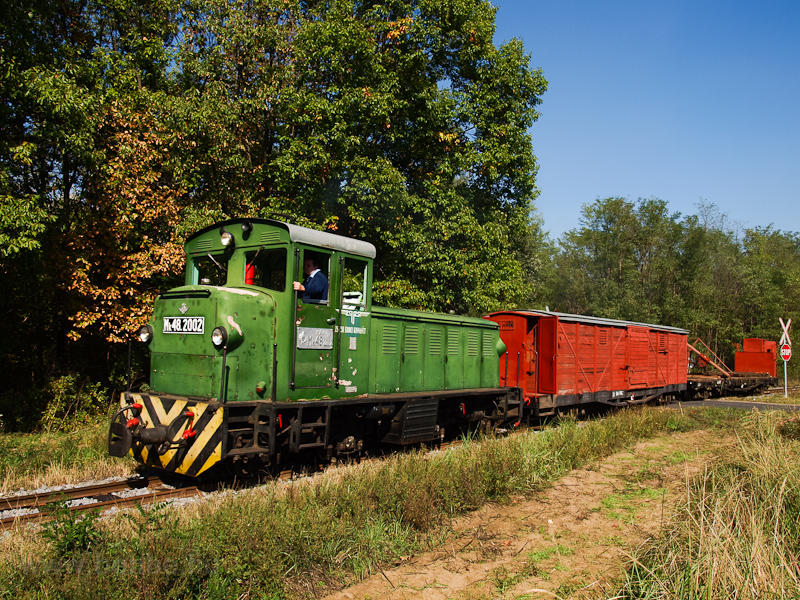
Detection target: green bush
<box><xmin>42</xmin><ymin>504</ymin><xmax>104</xmax><ymax>559</ymax></box>
<box><xmin>0</xmin><ymin>372</ymin><xmax>113</xmax><ymax>433</ymax></box>
<box><xmin>39</xmin><ymin>374</ymin><xmax>110</xmax><ymax>433</ymax></box>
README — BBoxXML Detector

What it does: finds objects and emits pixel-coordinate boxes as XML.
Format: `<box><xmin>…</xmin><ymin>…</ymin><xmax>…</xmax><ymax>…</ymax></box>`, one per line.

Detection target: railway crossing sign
<box><xmin>780</xmin><ymin>318</ymin><xmax>792</xmax><ymax>347</ymax></box>
<box><xmin>780</xmin><ymin>318</ymin><xmax>792</xmax><ymax>398</ymax></box>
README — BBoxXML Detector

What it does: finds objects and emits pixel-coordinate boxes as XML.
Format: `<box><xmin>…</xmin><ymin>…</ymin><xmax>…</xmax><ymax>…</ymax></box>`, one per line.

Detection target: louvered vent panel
<box><xmin>447</xmin><ymin>330</ymin><xmax>460</xmax><ymax>356</ymax></box>
<box><xmin>428</xmin><ymin>329</ymin><xmax>442</xmax><ymax>356</ymax></box>
<box><xmin>196</xmin><ymin>240</ymin><xmax>213</xmax><ymax>251</ymax></box>
<box><xmin>482</xmin><ymin>333</ymin><xmax>494</xmax><ymax>356</ymax></box>
<box><xmin>405</xmin><ymin>326</ymin><xmax>419</xmax><ymax>355</ymax></box>
<box><xmin>467</xmin><ymin>332</ymin><xmax>479</xmax><ymax>357</ymax></box>
<box><xmin>382</xmin><ymin>325</ymin><xmax>397</xmax><ymax>354</ymax></box>
<box><xmin>260</xmin><ymin>232</ymin><xmax>281</xmax><ymax>244</ymax></box>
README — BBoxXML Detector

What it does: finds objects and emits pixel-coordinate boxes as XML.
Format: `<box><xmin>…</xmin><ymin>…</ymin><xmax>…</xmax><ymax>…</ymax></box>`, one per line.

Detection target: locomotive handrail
<box><xmin>336</xmin><ymin>255</ymin><xmax>345</xmax><ymax>389</ymax></box>
<box><xmin>219</xmin><ymin>344</ymin><xmax>228</xmax><ymax>403</ymax></box>
<box><xmin>291</xmin><ymin>247</ymin><xmax>300</xmax><ymax>390</ymax></box>
<box><xmin>272</xmin><ymin>342</ymin><xmax>278</xmax><ymax>402</ymax></box>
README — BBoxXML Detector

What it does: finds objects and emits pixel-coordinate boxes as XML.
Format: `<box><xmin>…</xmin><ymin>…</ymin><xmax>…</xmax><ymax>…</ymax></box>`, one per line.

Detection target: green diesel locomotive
<box><xmin>109</xmin><ymin>219</ymin><xmax>520</xmax><ymax>476</ymax></box>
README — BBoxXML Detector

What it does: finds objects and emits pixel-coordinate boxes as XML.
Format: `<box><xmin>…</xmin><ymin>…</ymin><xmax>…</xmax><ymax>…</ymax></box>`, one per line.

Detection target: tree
<box><xmin>677</xmin><ymin>205</ymin><xmax>745</xmax><ymax>353</ymax></box>
<box><xmin>172</xmin><ymin>0</ymin><xmax>547</xmax><ymax>312</ymax></box>
<box><xmin>549</xmin><ymin>197</ymin><xmax>683</xmax><ymax>323</ymax></box>
<box><xmin>0</xmin><ymin>0</ymin><xmax>183</xmax><ymax>427</ymax></box>
<box><xmin>740</xmin><ymin>227</ymin><xmax>800</xmax><ymax>340</ymax></box>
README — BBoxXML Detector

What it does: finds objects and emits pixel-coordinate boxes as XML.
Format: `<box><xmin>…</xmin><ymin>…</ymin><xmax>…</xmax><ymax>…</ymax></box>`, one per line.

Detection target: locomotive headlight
<box><xmin>137</xmin><ymin>325</ymin><xmax>154</xmax><ymax>343</ymax></box>
<box><xmin>211</xmin><ymin>326</ymin><xmax>228</xmax><ymax>348</ymax></box>
<box><xmin>220</xmin><ymin>227</ymin><xmax>234</xmax><ymax>248</ymax></box>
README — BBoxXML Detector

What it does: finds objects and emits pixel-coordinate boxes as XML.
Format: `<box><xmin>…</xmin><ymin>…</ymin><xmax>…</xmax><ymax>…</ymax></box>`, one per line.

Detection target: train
<box><xmin>108</xmin><ymin>218</ymin><xmax>777</xmax><ymax>477</ymax></box>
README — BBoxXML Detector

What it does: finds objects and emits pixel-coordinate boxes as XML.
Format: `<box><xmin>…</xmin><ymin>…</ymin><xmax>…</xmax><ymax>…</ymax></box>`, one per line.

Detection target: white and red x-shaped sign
<box><xmin>779</xmin><ymin>317</ymin><xmax>792</xmax><ymax>346</ymax></box>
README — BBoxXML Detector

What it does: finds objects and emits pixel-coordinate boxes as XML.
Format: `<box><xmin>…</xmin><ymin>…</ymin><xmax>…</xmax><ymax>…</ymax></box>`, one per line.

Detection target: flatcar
<box><xmin>686</xmin><ymin>337</ymin><xmax>777</xmax><ymax>398</ymax></box>
<box><xmin>483</xmin><ymin>310</ymin><xmax>689</xmax><ymax>416</ymax></box>
<box><xmin>108</xmin><ymin>219</ymin><xmax>518</xmax><ymax>476</ymax></box>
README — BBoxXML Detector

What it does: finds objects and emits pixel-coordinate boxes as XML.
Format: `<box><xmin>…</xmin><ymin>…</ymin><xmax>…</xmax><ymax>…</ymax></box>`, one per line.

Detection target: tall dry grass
<box><xmin>0</xmin><ymin>420</ymin><xmax>136</xmax><ymax>495</ymax></box>
<box><xmin>617</xmin><ymin>411</ymin><xmax>800</xmax><ymax>599</ymax></box>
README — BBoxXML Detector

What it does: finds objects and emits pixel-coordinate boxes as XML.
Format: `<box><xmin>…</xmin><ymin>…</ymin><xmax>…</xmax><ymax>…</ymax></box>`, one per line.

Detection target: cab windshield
<box><xmin>195</xmin><ymin>254</ymin><xmax>228</xmax><ymax>286</ymax></box>
<box><xmin>245</xmin><ymin>248</ymin><xmax>287</xmax><ymax>292</ymax></box>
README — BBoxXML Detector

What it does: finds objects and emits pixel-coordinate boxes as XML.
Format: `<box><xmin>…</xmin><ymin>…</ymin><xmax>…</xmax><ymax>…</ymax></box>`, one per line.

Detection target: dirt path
<box><xmin>323</xmin><ymin>429</ymin><xmax>733</xmax><ymax>600</ymax></box>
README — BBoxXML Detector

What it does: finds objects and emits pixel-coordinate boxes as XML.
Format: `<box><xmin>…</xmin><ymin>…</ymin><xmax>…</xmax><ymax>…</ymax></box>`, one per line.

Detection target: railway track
<box><xmin>0</xmin><ymin>476</ymin><xmax>201</xmax><ymax>531</ymax></box>
<box><xmin>764</xmin><ymin>385</ymin><xmax>800</xmax><ymax>395</ymax></box>
<box><xmin>0</xmin><ymin>467</ymin><xmax>306</xmax><ymax>532</ymax></box>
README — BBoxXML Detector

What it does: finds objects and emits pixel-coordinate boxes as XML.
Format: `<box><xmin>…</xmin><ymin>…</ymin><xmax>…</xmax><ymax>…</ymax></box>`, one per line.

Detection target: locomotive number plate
<box><xmin>163</xmin><ymin>316</ymin><xmax>205</xmax><ymax>334</ymax></box>
<box><xmin>297</xmin><ymin>327</ymin><xmax>333</xmax><ymax>349</ymax></box>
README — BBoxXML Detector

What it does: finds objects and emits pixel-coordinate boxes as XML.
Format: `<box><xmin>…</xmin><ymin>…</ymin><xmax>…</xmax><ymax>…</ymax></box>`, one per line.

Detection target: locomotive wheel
<box><xmin>224</xmin><ymin>454</ymin><xmax>270</xmax><ymax>480</ymax></box>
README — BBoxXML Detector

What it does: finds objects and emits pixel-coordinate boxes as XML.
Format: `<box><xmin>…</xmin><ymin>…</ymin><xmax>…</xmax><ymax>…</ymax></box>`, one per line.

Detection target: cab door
<box><xmin>334</xmin><ymin>256</ymin><xmax>371</xmax><ymax>395</ymax></box>
<box><xmin>292</xmin><ymin>248</ymin><xmax>337</xmax><ymax>391</ymax></box>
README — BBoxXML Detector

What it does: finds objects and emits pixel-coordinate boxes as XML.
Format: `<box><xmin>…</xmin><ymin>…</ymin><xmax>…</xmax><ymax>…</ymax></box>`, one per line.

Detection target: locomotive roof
<box><xmin>489</xmin><ymin>309</ymin><xmax>689</xmax><ymax>335</ymax></box>
<box><xmin>186</xmin><ymin>218</ymin><xmax>377</xmax><ymax>259</ymax></box>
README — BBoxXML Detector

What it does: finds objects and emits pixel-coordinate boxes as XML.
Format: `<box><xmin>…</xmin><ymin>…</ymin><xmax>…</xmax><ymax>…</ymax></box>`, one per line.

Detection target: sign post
<box><xmin>780</xmin><ymin>318</ymin><xmax>792</xmax><ymax>398</ymax></box>
<box><xmin>781</xmin><ymin>343</ymin><xmax>791</xmax><ymax>398</ymax></box>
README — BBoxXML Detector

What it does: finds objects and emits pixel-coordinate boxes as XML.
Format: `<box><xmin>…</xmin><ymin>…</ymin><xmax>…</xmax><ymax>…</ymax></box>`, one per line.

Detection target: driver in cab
<box><xmin>293</xmin><ymin>257</ymin><xmax>328</xmax><ymax>302</ymax></box>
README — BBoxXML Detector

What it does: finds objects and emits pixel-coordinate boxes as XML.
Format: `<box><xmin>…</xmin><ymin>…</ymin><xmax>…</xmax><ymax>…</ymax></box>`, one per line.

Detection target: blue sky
<box><xmin>492</xmin><ymin>0</ymin><xmax>800</xmax><ymax>239</ymax></box>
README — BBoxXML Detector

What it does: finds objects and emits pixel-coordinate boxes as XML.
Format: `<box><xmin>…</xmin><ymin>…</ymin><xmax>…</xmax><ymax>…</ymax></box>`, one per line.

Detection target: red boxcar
<box><xmin>734</xmin><ymin>338</ymin><xmax>777</xmax><ymax>377</ymax></box>
<box><xmin>484</xmin><ymin>310</ymin><xmax>688</xmax><ymax>415</ymax></box>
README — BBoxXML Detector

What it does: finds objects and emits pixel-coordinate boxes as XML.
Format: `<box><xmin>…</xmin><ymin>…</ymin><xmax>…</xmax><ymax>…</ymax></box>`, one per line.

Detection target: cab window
<box><xmin>245</xmin><ymin>248</ymin><xmax>287</xmax><ymax>291</ymax></box>
<box><xmin>298</xmin><ymin>251</ymin><xmax>330</xmax><ymax>304</ymax></box>
<box><xmin>194</xmin><ymin>254</ymin><xmax>228</xmax><ymax>286</ymax></box>
<box><xmin>342</xmin><ymin>258</ymin><xmax>368</xmax><ymax>307</ymax></box>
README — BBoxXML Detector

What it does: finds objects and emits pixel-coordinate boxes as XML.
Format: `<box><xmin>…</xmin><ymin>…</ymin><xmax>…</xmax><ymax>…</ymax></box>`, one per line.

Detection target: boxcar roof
<box><xmin>186</xmin><ymin>218</ymin><xmax>377</xmax><ymax>259</ymax></box>
<box><xmin>488</xmin><ymin>309</ymin><xmax>689</xmax><ymax>335</ymax></box>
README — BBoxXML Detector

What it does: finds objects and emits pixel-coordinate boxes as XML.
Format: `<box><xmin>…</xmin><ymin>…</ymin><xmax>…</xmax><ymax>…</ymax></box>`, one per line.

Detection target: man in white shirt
<box><xmin>293</xmin><ymin>257</ymin><xmax>328</xmax><ymax>302</ymax></box>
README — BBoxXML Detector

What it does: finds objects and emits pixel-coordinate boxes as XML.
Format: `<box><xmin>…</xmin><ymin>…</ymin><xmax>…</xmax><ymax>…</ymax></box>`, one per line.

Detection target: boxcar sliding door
<box><xmin>537</xmin><ymin>315</ymin><xmax>559</xmax><ymax>394</ymax></box>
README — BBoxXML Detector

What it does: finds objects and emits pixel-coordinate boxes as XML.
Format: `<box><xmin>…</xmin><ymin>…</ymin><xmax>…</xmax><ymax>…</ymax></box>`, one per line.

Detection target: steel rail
<box><xmin>0</xmin><ymin>476</ymin><xmax>165</xmax><ymax>512</ymax></box>
<box><xmin>1</xmin><ymin>479</ymin><xmax>199</xmax><ymax>531</ymax></box>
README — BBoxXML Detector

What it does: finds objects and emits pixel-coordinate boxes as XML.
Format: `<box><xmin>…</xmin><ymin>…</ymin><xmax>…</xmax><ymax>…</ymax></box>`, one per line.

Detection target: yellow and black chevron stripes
<box><xmin>125</xmin><ymin>393</ymin><xmax>224</xmax><ymax>477</ymax></box>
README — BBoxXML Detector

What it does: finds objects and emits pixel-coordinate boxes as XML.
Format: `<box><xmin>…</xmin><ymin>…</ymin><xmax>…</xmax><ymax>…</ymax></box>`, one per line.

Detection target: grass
<box><xmin>0</xmin><ymin>418</ymin><xmax>136</xmax><ymax>494</ymax></box>
<box><xmin>490</xmin><ymin>545</ymin><xmax>576</xmax><ymax>595</ymax></box>
<box><xmin>615</xmin><ymin>410</ymin><xmax>800</xmax><ymax>599</ymax></box>
<box><xmin>0</xmin><ymin>406</ymin><xmax>733</xmax><ymax>600</ymax></box>
<box><xmin>742</xmin><ymin>388</ymin><xmax>800</xmax><ymax>405</ymax></box>
<box><xmin>601</xmin><ymin>487</ymin><xmax>665</xmax><ymax>523</ymax></box>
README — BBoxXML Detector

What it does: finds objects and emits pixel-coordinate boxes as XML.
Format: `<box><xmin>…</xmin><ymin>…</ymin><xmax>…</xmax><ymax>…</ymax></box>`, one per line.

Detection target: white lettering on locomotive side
<box><xmin>163</xmin><ymin>316</ymin><xmax>205</xmax><ymax>334</ymax></box>
<box><xmin>334</xmin><ymin>325</ymin><xmax>367</xmax><ymax>335</ymax></box>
